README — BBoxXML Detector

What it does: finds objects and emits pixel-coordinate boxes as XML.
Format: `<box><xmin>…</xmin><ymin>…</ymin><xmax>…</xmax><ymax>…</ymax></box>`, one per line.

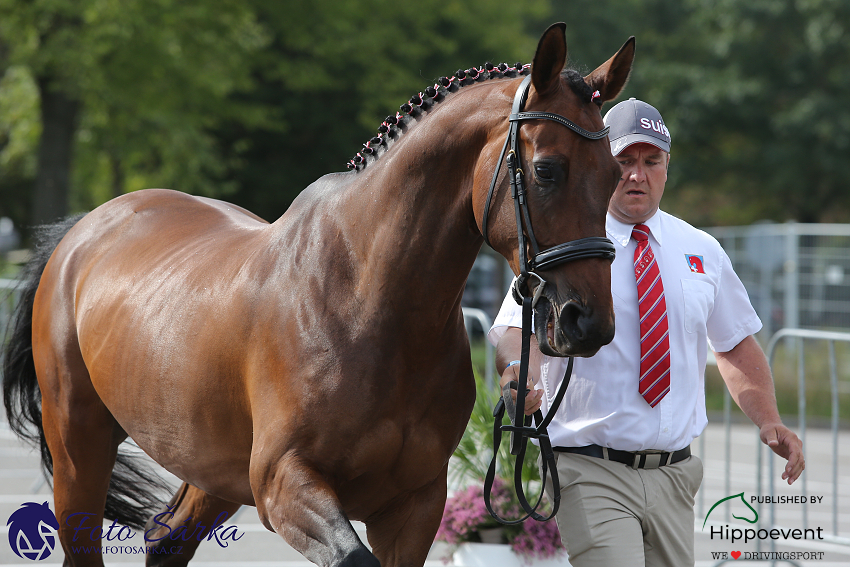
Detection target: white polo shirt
<box><xmin>489</xmin><ymin>210</ymin><xmax>762</xmax><ymax>452</ymax></box>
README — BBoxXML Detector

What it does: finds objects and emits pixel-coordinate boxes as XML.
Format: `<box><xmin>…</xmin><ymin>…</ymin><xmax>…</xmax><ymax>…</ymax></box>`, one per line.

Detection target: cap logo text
<box><xmin>639</xmin><ymin>118</ymin><xmax>670</xmax><ymax>140</ymax></box>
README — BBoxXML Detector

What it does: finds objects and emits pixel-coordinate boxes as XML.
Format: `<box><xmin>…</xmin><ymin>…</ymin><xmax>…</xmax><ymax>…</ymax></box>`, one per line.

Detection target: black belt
<box><xmin>554</xmin><ymin>444</ymin><xmax>691</xmax><ymax>470</ymax></box>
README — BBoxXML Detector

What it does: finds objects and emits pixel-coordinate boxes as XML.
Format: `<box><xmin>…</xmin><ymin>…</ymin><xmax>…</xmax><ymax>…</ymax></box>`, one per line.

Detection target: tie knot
<box><xmin>632</xmin><ymin>224</ymin><xmax>650</xmax><ymax>243</ymax></box>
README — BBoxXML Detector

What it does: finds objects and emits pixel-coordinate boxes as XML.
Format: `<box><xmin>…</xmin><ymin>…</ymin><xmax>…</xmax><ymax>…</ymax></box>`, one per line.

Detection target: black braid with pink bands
<box><xmin>346</xmin><ymin>62</ymin><xmax>531</xmax><ymax>171</ymax></box>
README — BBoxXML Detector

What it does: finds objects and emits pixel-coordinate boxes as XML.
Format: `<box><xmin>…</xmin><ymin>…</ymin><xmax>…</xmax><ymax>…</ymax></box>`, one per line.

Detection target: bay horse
<box><xmin>3</xmin><ymin>23</ymin><xmax>634</xmax><ymax>567</ymax></box>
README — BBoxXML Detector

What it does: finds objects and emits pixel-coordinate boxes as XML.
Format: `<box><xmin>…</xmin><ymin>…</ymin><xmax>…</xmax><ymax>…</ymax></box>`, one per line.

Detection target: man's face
<box><xmin>608</xmin><ymin>142</ymin><xmax>669</xmax><ymax>224</ymax></box>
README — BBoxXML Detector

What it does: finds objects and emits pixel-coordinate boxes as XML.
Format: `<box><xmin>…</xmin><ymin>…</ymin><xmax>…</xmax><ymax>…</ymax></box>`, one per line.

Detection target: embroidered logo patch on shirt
<box><xmin>686</xmin><ymin>254</ymin><xmax>705</xmax><ymax>273</ymax></box>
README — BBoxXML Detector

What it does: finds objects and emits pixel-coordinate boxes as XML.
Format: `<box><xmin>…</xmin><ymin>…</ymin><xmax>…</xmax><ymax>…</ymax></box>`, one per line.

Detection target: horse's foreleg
<box><xmin>143</xmin><ymin>482</ymin><xmax>242</xmax><ymax>567</ymax></box>
<box><xmin>250</xmin><ymin>452</ymin><xmax>379</xmax><ymax>567</ymax></box>
<box><xmin>363</xmin><ymin>465</ymin><xmax>447</xmax><ymax>567</ymax></box>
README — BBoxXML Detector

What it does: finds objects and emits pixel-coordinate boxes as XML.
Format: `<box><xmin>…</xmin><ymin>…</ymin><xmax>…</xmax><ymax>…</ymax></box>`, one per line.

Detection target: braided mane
<box><xmin>347</xmin><ymin>64</ymin><xmax>595</xmax><ymax>171</ymax></box>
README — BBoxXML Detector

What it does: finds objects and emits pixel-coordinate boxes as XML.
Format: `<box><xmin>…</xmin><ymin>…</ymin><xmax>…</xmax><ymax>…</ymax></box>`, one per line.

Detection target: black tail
<box><xmin>2</xmin><ymin>214</ymin><xmax>169</xmax><ymax>530</ymax></box>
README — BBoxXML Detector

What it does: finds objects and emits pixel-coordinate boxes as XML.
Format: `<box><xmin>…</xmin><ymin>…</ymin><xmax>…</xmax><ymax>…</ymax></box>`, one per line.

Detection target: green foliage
<box><xmin>0</xmin><ymin>65</ymin><xmax>39</xmax><ymax>223</ymax></box>
<box><xmin>450</xmin><ymin>368</ymin><xmax>541</xmax><ymax>490</ymax></box>
<box><xmin>2</xmin><ymin>0</ymin><xmax>849</xmax><ymax>230</ymax></box>
<box><xmin>218</xmin><ymin>0</ymin><xmax>552</xmax><ymax>220</ymax></box>
<box><xmin>593</xmin><ymin>0</ymin><xmax>849</xmax><ymax>225</ymax></box>
<box><xmin>0</xmin><ymin>0</ymin><xmax>274</xmax><ymax>230</ymax></box>
<box><xmin>552</xmin><ymin>0</ymin><xmax>850</xmax><ymax>225</ymax></box>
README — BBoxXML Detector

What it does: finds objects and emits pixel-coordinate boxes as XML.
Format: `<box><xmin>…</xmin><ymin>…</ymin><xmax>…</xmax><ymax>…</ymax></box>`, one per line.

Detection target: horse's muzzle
<box><xmin>534</xmin><ymin>297</ymin><xmax>614</xmax><ymax>357</ymax></box>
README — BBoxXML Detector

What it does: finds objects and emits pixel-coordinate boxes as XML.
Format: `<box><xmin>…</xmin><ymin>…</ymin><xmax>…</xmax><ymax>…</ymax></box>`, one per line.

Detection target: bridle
<box><xmin>481</xmin><ymin>74</ymin><xmax>616</xmax><ymax>524</ymax></box>
<box><xmin>481</xmin><ymin>74</ymin><xmax>616</xmax><ymax>301</ymax></box>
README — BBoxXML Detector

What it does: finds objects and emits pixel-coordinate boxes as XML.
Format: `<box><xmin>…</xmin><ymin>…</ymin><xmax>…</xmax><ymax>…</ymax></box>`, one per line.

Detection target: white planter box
<box><xmin>452</xmin><ymin>542</ymin><xmax>571</xmax><ymax>567</ymax></box>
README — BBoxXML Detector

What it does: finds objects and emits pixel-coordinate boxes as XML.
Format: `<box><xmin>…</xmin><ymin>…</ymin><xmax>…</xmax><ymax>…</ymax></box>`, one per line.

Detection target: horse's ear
<box><xmin>584</xmin><ymin>37</ymin><xmax>636</xmax><ymax>103</ymax></box>
<box><xmin>532</xmin><ymin>22</ymin><xmax>567</xmax><ymax>97</ymax></box>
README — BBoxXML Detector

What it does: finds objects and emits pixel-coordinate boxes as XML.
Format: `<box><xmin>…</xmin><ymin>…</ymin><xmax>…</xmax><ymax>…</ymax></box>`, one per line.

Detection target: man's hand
<box><xmin>500</xmin><ymin>363</ymin><xmax>543</xmax><ymax>416</ymax></box>
<box><xmin>760</xmin><ymin>423</ymin><xmax>805</xmax><ymax>485</ymax></box>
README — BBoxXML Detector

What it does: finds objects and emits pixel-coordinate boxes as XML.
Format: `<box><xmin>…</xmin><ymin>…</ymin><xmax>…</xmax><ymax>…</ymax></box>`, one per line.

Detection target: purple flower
<box><xmin>435</xmin><ymin>478</ymin><xmax>565</xmax><ymax>561</ymax></box>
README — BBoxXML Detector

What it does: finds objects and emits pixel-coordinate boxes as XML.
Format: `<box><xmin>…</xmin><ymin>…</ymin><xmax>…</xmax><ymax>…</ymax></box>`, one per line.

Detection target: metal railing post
<box><xmin>828</xmin><ymin>339</ymin><xmax>839</xmax><ymax>536</ymax></box>
<box><xmin>765</xmin><ymin>327</ymin><xmax>850</xmax><ymax>553</ymax></box>
<box><xmin>461</xmin><ymin>307</ymin><xmax>494</xmax><ymax>389</ymax></box>
<box><xmin>796</xmin><ymin>337</ymin><xmax>808</xmax><ymax>530</ymax></box>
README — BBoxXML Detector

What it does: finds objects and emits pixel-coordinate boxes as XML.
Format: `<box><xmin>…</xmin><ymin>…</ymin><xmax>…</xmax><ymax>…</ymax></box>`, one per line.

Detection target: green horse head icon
<box><xmin>703</xmin><ymin>492</ymin><xmax>759</xmax><ymax>529</ymax></box>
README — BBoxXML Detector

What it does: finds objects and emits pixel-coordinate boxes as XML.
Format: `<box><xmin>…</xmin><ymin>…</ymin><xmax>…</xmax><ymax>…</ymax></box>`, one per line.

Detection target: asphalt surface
<box><xmin>1</xmin><ymin>415</ymin><xmax>848</xmax><ymax>566</ymax></box>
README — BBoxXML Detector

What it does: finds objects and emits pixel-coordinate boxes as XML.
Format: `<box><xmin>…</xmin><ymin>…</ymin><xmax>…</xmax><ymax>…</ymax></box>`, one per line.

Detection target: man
<box><xmin>488</xmin><ymin>98</ymin><xmax>805</xmax><ymax>567</ymax></box>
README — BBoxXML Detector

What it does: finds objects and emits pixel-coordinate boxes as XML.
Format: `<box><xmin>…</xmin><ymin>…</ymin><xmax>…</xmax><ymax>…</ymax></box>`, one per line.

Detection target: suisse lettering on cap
<box><xmin>639</xmin><ymin>118</ymin><xmax>670</xmax><ymax>139</ymax></box>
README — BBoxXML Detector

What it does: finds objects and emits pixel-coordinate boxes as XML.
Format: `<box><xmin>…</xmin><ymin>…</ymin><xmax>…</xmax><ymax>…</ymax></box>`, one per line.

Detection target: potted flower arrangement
<box><xmin>435</xmin><ymin>370</ymin><xmax>567</xmax><ymax>566</ymax></box>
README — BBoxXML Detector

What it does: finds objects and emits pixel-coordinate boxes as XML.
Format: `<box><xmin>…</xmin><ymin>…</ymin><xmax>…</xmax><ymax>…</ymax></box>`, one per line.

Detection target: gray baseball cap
<box><xmin>603</xmin><ymin>98</ymin><xmax>671</xmax><ymax>156</ymax></box>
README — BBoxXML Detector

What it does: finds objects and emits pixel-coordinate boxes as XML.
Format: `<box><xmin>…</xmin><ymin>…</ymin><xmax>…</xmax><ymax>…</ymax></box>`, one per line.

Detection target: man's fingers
<box><xmin>509</xmin><ymin>388</ymin><xmax>542</xmax><ymax>415</ymax></box>
<box><xmin>526</xmin><ymin>389</ymin><xmax>543</xmax><ymax>412</ymax></box>
<box><xmin>762</xmin><ymin>425</ymin><xmax>805</xmax><ymax>485</ymax></box>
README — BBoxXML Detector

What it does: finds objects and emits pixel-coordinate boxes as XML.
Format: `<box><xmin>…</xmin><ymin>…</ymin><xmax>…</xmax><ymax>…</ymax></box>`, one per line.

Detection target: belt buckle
<box><xmin>642</xmin><ymin>454</ymin><xmax>663</xmax><ymax>469</ymax></box>
<box><xmin>633</xmin><ymin>450</ymin><xmax>665</xmax><ymax>470</ymax></box>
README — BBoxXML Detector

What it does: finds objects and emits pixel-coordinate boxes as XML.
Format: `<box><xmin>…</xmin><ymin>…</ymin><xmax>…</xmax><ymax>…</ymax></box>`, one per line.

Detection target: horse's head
<box><xmin>476</xmin><ymin>24</ymin><xmax>635</xmax><ymax>357</ymax></box>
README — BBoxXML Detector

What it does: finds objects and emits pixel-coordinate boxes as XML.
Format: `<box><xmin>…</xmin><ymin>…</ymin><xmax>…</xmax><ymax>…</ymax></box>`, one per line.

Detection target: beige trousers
<box><xmin>543</xmin><ymin>451</ymin><xmax>703</xmax><ymax>567</ymax></box>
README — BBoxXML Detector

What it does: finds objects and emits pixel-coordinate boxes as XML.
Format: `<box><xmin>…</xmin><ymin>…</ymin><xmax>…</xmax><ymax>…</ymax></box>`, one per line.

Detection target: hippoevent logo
<box><xmin>6</xmin><ymin>502</ymin><xmax>59</xmax><ymax>561</ymax></box>
<box><xmin>7</xmin><ymin>502</ymin><xmax>244</xmax><ymax>560</ymax></box>
<box><xmin>703</xmin><ymin>492</ymin><xmax>826</xmax><ymax>561</ymax></box>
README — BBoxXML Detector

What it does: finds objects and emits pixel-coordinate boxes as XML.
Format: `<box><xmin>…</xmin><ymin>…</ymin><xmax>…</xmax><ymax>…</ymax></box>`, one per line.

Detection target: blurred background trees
<box><xmin>1</xmin><ymin>0</ymin><xmax>848</xmax><ymax>241</ymax></box>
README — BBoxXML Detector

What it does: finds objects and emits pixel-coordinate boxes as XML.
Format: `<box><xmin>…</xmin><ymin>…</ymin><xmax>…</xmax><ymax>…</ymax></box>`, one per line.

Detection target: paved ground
<box><xmin>1</xmin><ymin>416</ymin><xmax>848</xmax><ymax>566</ymax></box>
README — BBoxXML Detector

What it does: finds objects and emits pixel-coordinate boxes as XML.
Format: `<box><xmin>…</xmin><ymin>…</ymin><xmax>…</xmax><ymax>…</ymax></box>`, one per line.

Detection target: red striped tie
<box><xmin>633</xmin><ymin>224</ymin><xmax>670</xmax><ymax>407</ymax></box>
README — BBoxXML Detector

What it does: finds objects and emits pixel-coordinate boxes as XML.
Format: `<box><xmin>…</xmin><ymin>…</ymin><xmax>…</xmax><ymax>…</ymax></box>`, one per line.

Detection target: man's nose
<box><xmin>628</xmin><ymin>165</ymin><xmax>646</xmax><ymax>182</ymax></box>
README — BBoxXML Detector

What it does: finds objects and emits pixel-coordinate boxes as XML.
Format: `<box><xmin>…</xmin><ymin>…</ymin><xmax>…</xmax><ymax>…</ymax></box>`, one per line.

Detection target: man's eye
<box><xmin>535</xmin><ymin>166</ymin><xmax>553</xmax><ymax>180</ymax></box>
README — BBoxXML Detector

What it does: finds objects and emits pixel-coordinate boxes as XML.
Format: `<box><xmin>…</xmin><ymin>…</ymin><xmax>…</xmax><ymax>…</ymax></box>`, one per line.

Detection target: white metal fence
<box><xmin>705</xmin><ymin>222</ymin><xmax>850</xmax><ymax>339</ymax></box>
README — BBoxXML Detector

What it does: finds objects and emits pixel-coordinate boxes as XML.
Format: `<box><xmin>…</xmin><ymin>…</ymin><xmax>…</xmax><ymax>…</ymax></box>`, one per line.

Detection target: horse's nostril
<box><xmin>559</xmin><ymin>302</ymin><xmax>591</xmax><ymax>342</ymax></box>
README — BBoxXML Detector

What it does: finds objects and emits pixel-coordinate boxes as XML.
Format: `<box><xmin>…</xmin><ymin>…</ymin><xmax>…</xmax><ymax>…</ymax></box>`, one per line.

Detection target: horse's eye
<box><xmin>535</xmin><ymin>165</ymin><xmax>553</xmax><ymax>181</ymax></box>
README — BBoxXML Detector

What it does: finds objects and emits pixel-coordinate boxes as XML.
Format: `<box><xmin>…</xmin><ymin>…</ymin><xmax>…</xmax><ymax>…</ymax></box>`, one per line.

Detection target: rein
<box><xmin>482</xmin><ymin>75</ymin><xmax>615</xmax><ymax>524</ymax></box>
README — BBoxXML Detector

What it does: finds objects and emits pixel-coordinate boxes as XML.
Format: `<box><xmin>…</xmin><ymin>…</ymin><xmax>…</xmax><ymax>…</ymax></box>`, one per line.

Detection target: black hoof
<box><xmin>339</xmin><ymin>546</ymin><xmax>381</xmax><ymax>567</ymax></box>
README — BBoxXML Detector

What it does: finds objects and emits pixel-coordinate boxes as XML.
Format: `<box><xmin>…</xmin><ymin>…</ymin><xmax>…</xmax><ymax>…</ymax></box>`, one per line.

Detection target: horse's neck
<box><xmin>289</xmin><ymin>83</ymin><xmax>506</xmax><ymax>335</ymax></box>
<box><xmin>350</xmin><ymin>90</ymin><xmax>502</xmax><ymax>317</ymax></box>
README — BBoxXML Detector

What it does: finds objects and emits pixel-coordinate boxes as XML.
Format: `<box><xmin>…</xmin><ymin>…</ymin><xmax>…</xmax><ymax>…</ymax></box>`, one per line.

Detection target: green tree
<box><xmin>555</xmin><ymin>0</ymin><xmax>850</xmax><ymax>225</ymax></box>
<box><xmin>216</xmin><ymin>0</ymin><xmax>552</xmax><ymax>220</ymax></box>
<box><xmin>669</xmin><ymin>0</ymin><xmax>850</xmax><ymax>224</ymax></box>
<box><xmin>0</xmin><ymin>0</ymin><xmax>271</xmax><ymax>231</ymax></box>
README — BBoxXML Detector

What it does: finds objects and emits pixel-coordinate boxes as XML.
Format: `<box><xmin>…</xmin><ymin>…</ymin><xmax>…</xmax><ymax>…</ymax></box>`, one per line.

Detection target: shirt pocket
<box><xmin>681</xmin><ymin>279</ymin><xmax>714</xmax><ymax>334</ymax></box>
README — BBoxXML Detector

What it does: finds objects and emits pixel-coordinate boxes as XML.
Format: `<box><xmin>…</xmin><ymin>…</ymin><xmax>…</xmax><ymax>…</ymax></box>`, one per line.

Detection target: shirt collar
<box><xmin>606</xmin><ymin>210</ymin><xmax>663</xmax><ymax>247</ymax></box>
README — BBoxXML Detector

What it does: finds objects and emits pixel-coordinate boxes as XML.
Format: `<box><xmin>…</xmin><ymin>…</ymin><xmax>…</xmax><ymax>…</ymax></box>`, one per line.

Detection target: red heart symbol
<box><xmin>731</xmin><ymin>551</ymin><xmax>742</xmax><ymax>560</ymax></box>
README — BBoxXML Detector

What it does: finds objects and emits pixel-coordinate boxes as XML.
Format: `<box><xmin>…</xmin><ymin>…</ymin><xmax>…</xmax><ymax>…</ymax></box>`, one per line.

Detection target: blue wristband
<box><xmin>504</xmin><ymin>360</ymin><xmax>522</xmax><ymax>372</ymax></box>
